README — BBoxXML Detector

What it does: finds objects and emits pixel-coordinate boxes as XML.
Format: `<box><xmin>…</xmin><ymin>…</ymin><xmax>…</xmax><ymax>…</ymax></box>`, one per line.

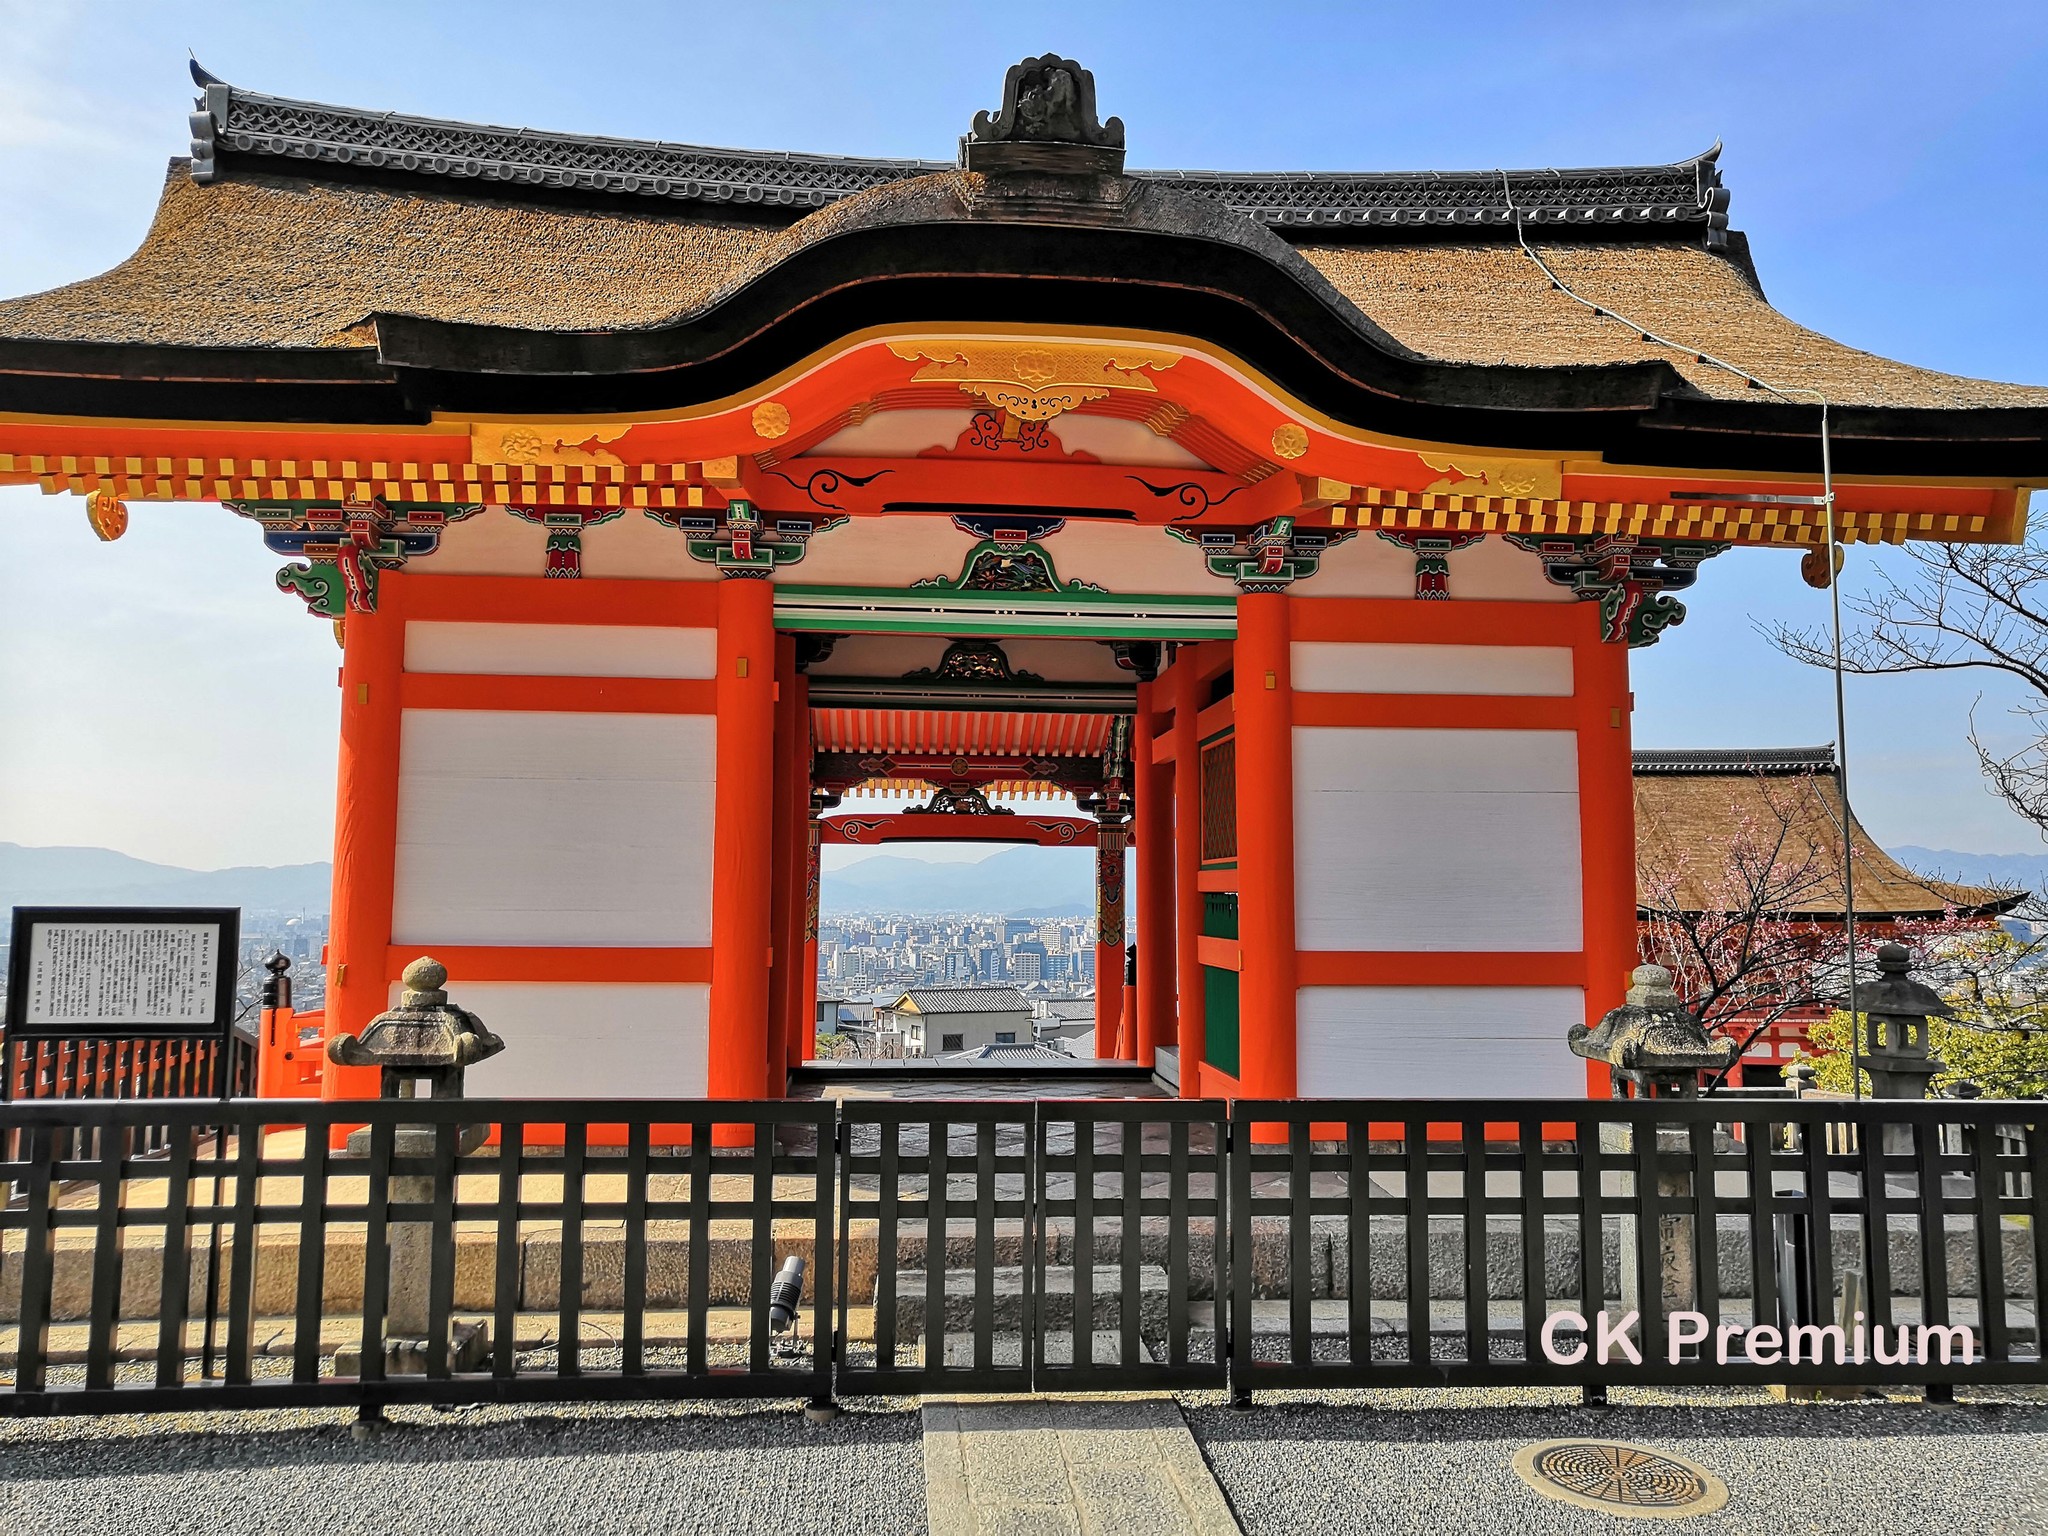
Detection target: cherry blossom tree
<box><xmin>1634</xmin><ymin>767</ymin><xmax>2009</xmax><ymax>1089</ymax></box>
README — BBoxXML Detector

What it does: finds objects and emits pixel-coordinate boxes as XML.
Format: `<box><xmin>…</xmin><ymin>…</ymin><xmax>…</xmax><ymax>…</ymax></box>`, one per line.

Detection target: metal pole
<box><xmin>1817</xmin><ymin>406</ymin><xmax>1863</xmax><ymax>1101</ymax></box>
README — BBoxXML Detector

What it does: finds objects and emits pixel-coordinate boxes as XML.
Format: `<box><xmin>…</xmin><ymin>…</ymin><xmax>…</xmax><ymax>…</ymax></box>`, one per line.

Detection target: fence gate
<box><xmin>1033</xmin><ymin>1099</ymin><xmax>1229</xmax><ymax>1391</ymax></box>
<box><xmin>835</xmin><ymin>1101</ymin><xmax>1036</xmax><ymax>1396</ymax></box>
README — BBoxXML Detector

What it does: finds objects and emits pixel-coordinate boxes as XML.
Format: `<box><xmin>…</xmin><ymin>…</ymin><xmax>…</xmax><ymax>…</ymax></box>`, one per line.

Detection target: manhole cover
<box><xmin>1511</xmin><ymin>1439</ymin><xmax>1728</xmax><ymax>1519</ymax></box>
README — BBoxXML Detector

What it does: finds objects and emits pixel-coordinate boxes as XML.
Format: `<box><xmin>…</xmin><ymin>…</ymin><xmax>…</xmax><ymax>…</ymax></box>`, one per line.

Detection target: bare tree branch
<box><xmin>1765</xmin><ymin>531</ymin><xmax>2048</xmax><ymax>838</ymax></box>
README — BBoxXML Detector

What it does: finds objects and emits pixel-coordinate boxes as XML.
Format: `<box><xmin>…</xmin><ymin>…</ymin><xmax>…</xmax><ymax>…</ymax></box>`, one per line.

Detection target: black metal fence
<box><xmin>0</xmin><ymin>1094</ymin><xmax>2040</xmax><ymax>1417</ymax></box>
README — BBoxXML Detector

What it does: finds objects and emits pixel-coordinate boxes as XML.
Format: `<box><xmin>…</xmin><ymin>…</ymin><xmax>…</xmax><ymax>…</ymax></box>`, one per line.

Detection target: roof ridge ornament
<box><xmin>963</xmin><ymin>55</ymin><xmax>1125</xmax><ymax>177</ymax></box>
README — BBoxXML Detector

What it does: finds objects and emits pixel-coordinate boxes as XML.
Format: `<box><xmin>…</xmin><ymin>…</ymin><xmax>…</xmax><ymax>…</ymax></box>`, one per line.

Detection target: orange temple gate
<box><xmin>3</xmin><ymin>57</ymin><xmax>2044</xmax><ymax>1130</ymax></box>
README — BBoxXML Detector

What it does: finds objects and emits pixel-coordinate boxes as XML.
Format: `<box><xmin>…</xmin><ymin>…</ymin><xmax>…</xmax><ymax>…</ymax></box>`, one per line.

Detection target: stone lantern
<box><xmin>1568</xmin><ymin>964</ymin><xmax>1740</xmax><ymax>1326</ymax></box>
<box><xmin>328</xmin><ymin>956</ymin><xmax>504</xmax><ymax>1379</ymax></box>
<box><xmin>1569</xmin><ymin>964</ymin><xmax>1739</xmax><ymax>1099</ymax></box>
<box><xmin>1851</xmin><ymin>942</ymin><xmax>1950</xmax><ymax>1101</ymax></box>
<box><xmin>328</xmin><ymin>955</ymin><xmax>504</xmax><ymax>1126</ymax></box>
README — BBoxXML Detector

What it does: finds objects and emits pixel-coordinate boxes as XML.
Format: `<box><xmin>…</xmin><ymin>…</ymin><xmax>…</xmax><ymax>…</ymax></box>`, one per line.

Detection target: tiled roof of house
<box><xmin>1632</xmin><ymin>745</ymin><xmax>2024</xmax><ymax>918</ymax></box>
<box><xmin>890</xmin><ymin>987</ymin><xmax>1034</xmax><ymax>1015</ymax></box>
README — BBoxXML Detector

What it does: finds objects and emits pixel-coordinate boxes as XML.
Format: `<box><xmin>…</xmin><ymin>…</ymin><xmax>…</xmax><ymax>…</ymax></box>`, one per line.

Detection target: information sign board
<box><xmin>5</xmin><ymin>906</ymin><xmax>241</xmax><ymax>1040</ymax></box>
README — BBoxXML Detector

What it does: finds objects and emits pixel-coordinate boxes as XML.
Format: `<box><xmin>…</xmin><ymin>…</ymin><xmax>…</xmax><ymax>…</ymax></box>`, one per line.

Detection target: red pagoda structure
<box><xmin>2</xmin><ymin>57</ymin><xmax>2043</xmax><ymax>1118</ymax></box>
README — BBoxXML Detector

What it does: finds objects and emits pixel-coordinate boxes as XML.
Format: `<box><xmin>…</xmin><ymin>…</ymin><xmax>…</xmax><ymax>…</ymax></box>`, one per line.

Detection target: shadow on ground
<box><xmin>0</xmin><ymin>1400</ymin><xmax>928</xmax><ymax>1536</ymax></box>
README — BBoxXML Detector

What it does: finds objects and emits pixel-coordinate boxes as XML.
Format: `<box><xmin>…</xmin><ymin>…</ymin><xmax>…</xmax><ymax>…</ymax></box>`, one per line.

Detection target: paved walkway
<box><xmin>1184</xmin><ymin>1386</ymin><xmax>2048</xmax><ymax>1535</ymax></box>
<box><xmin>0</xmin><ymin>1399</ymin><xmax>928</xmax><ymax>1536</ymax></box>
<box><xmin>924</xmin><ymin>1394</ymin><xmax>1239</xmax><ymax>1535</ymax></box>
<box><xmin>2</xmin><ymin>1385</ymin><xmax>2044</xmax><ymax>1532</ymax></box>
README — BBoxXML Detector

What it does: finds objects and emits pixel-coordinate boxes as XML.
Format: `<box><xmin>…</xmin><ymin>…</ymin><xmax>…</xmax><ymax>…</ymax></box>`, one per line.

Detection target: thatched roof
<box><xmin>1301</xmin><ymin>243</ymin><xmax>2048</xmax><ymax>410</ymax></box>
<box><xmin>1</xmin><ymin>163</ymin><xmax>2040</xmax><ymax>420</ymax></box>
<box><xmin>1</xmin><ymin>62</ymin><xmax>2043</xmax><ymax>477</ymax></box>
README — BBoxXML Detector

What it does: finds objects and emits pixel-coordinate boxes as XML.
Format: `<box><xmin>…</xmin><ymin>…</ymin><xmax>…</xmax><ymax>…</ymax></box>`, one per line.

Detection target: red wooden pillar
<box><xmin>323</xmin><ymin>583</ymin><xmax>406</xmax><ymax>1104</ymax></box>
<box><xmin>800</xmin><ymin>808</ymin><xmax>822</xmax><ymax>1062</ymax></box>
<box><xmin>1233</xmin><ymin>590</ymin><xmax>1298</xmax><ymax>1123</ymax></box>
<box><xmin>779</xmin><ymin>665</ymin><xmax>812</xmax><ymax>1077</ymax></box>
<box><xmin>1575</xmin><ymin>616</ymin><xmax>1635</xmax><ymax>1098</ymax></box>
<box><xmin>1172</xmin><ymin>651</ymin><xmax>1207</xmax><ymax>1097</ymax></box>
<box><xmin>1093</xmin><ymin>820</ymin><xmax>1127</xmax><ymax>1058</ymax></box>
<box><xmin>709</xmin><ymin>576</ymin><xmax>775</xmax><ymax>1125</ymax></box>
<box><xmin>766</xmin><ymin>632</ymin><xmax>798</xmax><ymax>1096</ymax></box>
<box><xmin>1133</xmin><ymin>679</ymin><xmax>1174</xmax><ymax>1068</ymax></box>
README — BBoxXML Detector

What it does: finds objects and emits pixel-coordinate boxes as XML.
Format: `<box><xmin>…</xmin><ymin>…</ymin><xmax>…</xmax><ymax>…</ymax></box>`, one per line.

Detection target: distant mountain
<box><xmin>1887</xmin><ymin>846</ymin><xmax>2045</xmax><ymax>898</ymax></box>
<box><xmin>823</xmin><ymin>845</ymin><xmax>1104</xmax><ymax>916</ymax></box>
<box><xmin>0</xmin><ymin>843</ymin><xmax>331</xmax><ymax>915</ymax></box>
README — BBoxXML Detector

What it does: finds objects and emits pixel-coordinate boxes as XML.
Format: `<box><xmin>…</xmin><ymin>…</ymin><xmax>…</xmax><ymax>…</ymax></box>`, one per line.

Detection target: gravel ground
<box><xmin>0</xmin><ymin>1396</ymin><xmax>928</xmax><ymax>1536</ymax></box>
<box><xmin>1182</xmin><ymin>1385</ymin><xmax>2048</xmax><ymax>1536</ymax></box>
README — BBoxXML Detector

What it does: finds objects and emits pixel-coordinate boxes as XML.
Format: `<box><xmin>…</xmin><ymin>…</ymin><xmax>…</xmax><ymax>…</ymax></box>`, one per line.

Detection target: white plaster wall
<box><xmin>1046</xmin><ymin>522</ymin><xmax>1221</xmax><ymax>596</ymax></box>
<box><xmin>783</xmin><ymin>516</ymin><xmax>1223</xmax><ymax>598</ymax></box>
<box><xmin>1293</xmin><ymin>727</ymin><xmax>1582</xmax><ymax>951</ymax></box>
<box><xmin>1443</xmin><ymin>537</ymin><xmax>1573</xmax><ymax>602</ymax></box>
<box><xmin>802</xmin><ymin>409</ymin><xmax>972</xmax><ymax>458</ymax></box>
<box><xmin>1292</xmin><ymin>532</ymin><xmax>1422</xmax><ymax>598</ymax></box>
<box><xmin>398</xmin><ymin>981</ymin><xmax>711</xmax><ymax>1098</ymax></box>
<box><xmin>421</xmin><ymin>508</ymin><xmax>550</xmax><ymax>576</ymax></box>
<box><xmin>1000</xmin><ymin>636</ymin><xmax>1133</xmax><ymax>683</ymax></box>
<box><xmin>1037</xmin><ymin>415</ymin><xmax>1208</xmax><ymax>468</ymax></box>
<box><xmin>404</xmin><ymin>622</ymin><xmax>717</xmax><ymax>678</ymax></box>
<box><xmin>782</xmin><ymin>514</ymin><xmax>975</xmax><ymax>588</ymax></box>
<box><xmin>412</xmin><ymin>507</ymin><xmax>712</xmax><ymax>581</ymax></box>
<box><xmin>1290</xmin><ymin>641</ymin><xmax>1573</xmax><ymax>696</ymax></box>
<box><xmin>580</xmin><ymin>511</ymin><xmax>710</xmax><ymax>581</ymax></box>
<box><xmin>1301</xmin><ymin>532</ymin><xmax>1573</xmax><ymax>603</ymax></box>
<box><xmin>1297</xmin><ymin>985</ymin><xmax>1588</xmax><ymax>1098</ymax></box>
<box><xmin>393</xmin><ymin>710</ymin><xmax>716</xmax><ymax>947</ymax></box>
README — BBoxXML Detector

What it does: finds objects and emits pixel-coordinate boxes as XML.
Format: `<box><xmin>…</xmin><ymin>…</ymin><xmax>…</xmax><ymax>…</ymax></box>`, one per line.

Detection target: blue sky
<box><xmin>1</xmin><ymin>0</ymin><xmax>2045</xmax><ymax>869</ymax></box>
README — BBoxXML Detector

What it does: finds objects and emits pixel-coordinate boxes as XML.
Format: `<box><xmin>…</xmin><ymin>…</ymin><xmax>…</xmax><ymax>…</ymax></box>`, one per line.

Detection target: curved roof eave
<box><xmin>362</xmin><ymin>208</ymin><xmax>1686</xmax><ymax>415</ymax></box>
<box><xmin>358</xmin><ymin>210</ymin><xmax>2048</xmax><ymax>476</ymax></box>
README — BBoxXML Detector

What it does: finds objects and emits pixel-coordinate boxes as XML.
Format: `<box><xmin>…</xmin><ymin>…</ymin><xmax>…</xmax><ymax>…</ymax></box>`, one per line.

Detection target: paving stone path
<box><xmin>3</xmin><ymin>1384</ymin><xmax>2044</xmax><ymax>1532</ymax></box>
<box><xmin>922</xmin><ymin>1394</ymin><xmax>1240</xmax><ymax>1535</ymax></box>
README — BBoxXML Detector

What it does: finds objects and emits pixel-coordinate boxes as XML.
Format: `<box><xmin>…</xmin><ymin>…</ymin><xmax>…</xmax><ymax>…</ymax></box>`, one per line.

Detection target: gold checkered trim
<box><xmin>1329</xmin><ymin>487</ymin><xmax>1991</xmax><ymax>546</ymax></box>
<box><xmin>2</xmin><ymin>454</ymin><xmax>733</xmax><ymax>510</ymax></box>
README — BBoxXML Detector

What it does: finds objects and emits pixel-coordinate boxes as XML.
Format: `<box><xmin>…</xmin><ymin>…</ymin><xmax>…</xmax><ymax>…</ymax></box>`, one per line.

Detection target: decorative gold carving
<box><xmin>751</xmin><ymin>401</ymin><xmax>792</xmax><ymax>440</ymax></box>
<box><xmin>1270</xmin><ymin>423</ymin><xmax>1310</xmax><ymax>460</ymax></box>
<box><xmin>888</xmin><ymin>339</ymin><xmax>1179</xmax><ymax>422</ymax></box>
<box><xmin>1420</xmin><ymin>452</ymin><xmax>1562</xmax><ymax>501</ymax></box>
<box><xmin>84</xmin><ymin>487</ymin><xmax>128</xmax><ymax>541</ymax></box>
<box><xmin>473</xmin><ymin>422</ymin><xmax>630</xmax><ymax>468</ymax></box>
<box><xmin>699</xmin><ymin>456</ymin><xmax>743</xmax><ymax>487</ymax></box>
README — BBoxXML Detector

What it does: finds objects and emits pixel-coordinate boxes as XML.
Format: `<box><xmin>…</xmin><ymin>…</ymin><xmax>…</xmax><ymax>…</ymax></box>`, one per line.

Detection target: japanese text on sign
<box><xmin>21</xmin><ymin>922</ymin><xmax>223</xmax><ymax>1028</ymax></box>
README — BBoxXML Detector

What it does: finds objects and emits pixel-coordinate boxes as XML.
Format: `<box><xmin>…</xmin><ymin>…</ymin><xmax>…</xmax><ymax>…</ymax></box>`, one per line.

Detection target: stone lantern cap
<box><xmin>1850</xmin><ymin>942</ymin><xmax>1955</xmax><ymax>1023</ymax></box>
<box><xmin>1569</xmin><ymin>964</ymin><xmax>1740</xmax><ymax>1077</ymax></box>
<box><xmin>328</xmin><ymin>957</ymin><xmax>505</xmax><ymax>1074</ymax></box>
